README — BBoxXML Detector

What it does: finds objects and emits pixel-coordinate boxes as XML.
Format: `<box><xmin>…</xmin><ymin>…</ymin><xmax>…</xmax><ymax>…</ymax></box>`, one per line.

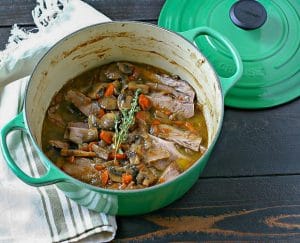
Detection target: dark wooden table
<box><xmin>1</xmin><ymin>0</ymin><xmax>299</xmax><ymax>241</ymax></box>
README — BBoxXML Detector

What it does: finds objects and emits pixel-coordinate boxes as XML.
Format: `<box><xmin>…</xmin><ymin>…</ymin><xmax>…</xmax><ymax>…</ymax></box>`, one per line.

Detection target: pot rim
<box><xmin>24</xmin><ymin>20</ymin><xmax>225</xmax><ymax>194</ymax></box>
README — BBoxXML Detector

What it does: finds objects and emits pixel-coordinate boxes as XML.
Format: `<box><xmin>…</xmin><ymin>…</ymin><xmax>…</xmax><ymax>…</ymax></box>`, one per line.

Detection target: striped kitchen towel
<box><xmin>0</xmin><ymin>0</ymin><xmax>117</xmax><ymax>242</ymax></box>
<box><xmin>0</xmin><ymin>77</ymin><xmax>117</xmax><ymax>243</ymax></box>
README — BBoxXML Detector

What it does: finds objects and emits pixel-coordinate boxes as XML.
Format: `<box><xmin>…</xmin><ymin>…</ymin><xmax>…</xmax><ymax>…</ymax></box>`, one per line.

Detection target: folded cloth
<box><xmin>0</xmin><ymin>1</ymin><xmax>117</xmax><ymax>242</ymax></box>
<box><xmin>0</xmin><ymin>0</ymin><xmax>110</xmax><ymax>87</ymax></box>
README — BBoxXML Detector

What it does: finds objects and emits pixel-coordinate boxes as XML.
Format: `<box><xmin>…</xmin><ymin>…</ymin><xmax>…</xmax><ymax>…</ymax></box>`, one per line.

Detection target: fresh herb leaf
<box><xmin>113</xmin><ymin>89</ymin><xmax>141</xmax><ymax>158</ymax></box>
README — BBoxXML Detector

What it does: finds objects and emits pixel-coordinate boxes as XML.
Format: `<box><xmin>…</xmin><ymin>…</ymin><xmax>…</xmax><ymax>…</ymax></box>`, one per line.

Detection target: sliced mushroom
<box><xmin>105</xmin><ymin>63</ymin><xmax>123</xmax><ymax>80</ymax></box>
<box><xmin>99</xmin><ymin>96</ymin><xmax>118</xmax><ymax>110</ymax></box>
<box><xmin>87</xmin><ymin>82</ymin><xmax>108</xmax><ymax>99</ymax></box>
<box><xmin>136</xmin><ymin>167</ymin><xmax>157</xmax><ymax>187</ymax></box>
<box><xmin>117</xmin><ymin>93</ymin><xmax>133</xmax><ymax>110</ymax></box>
<box><xmin>98</xmin><ymin>112</ymin><xmax>117</xmax><ymax>130</ymax></box>
<box><xmin>108</xmin><ymin>166</ymin><xmax>124</xmax><ymax>183</ymax></box>
<box><xmin>127</xmin><ymin>151</ymin><xmax>141</xmax><ymax>165</ymax></box>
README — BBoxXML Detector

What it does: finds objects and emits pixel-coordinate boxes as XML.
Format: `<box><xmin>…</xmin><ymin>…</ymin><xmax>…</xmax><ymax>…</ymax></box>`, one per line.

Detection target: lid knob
<box><xmin>230</xmin><ymin>0</ymin><xmax>267</xmax><ymax>30</ymax></box>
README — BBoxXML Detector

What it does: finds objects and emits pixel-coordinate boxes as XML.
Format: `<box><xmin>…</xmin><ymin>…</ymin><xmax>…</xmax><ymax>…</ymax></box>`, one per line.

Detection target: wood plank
<box><xmin>116</xmin><ymin>175</ymin><xmax>300</xmax><ymax>241</ymax></box>
<box><xmin>86</xmin><ymin>0</ymin><xmax>165</xmax><ymax>21</ymax></box>
<box><xmin>0</xmin><ymin>0</ymin><xmax>36</xmax><ymax>26</ymax></box>
<box><xmin>0</xmin><ymin>0</ymin><xmax>165</xmax><ymax>26</ymax></box>
<box><xmin>202</xmin><ymin>97</ymin><xmax>300</xmax><ymax>177</ymax></box>
<box><xmin>0</xmin><ymin>28</ymin><xmax>11</xmax><ymax>50</ymax></box>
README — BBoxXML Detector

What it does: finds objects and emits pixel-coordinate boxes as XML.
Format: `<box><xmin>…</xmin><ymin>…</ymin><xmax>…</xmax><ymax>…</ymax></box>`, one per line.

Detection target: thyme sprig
<box><xmin>113</xmin><ymin>89</ymin><xmax>141</xmax><ymax>158</ymax></box>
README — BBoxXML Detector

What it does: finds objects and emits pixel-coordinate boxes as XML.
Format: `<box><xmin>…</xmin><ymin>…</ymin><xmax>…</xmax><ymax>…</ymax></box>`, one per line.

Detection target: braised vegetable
<box><xmin>42</xmin><ymin>61</ymin><xmax>208</xmax><ymax>190</ymax></box>
<box><xmin>104</xmin><ymin>83</ymin><xmax>115</xmax><ymax>97</ymax></box>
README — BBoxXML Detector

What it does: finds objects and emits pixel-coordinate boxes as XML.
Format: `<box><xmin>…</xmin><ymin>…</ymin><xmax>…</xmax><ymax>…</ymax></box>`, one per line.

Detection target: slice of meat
<box><xmin>64</xmin><ymin>122</ymin><xmax>98</xmax><ymax>144</ymax></box>
<box><xmin>158</xmin><ymin>162</ymin><xmax>181</xmax><ymax>183</ymax></box>
<box><xmin>144</xmin><ymin>148</ymin><xmax>170</xmax><ymax>164</ymax></box>
<box><xmin>146</xmin><ymin>82</ymin><xmax>175</xmax><ymax>94</ymax></box>
<box><xmin>147</xmin><ymin>82</ymin><xmax>191</xmax><ymax>103</ymax></box>
<box><xmin>65</xmin><ymin>90</ymin><xmax>100</xmax><ymax>116</ymax></box>
<box><xmin>62</xmin><ymin>158</ymin><xmax>101</xmax><ymax>185</ymax></box>
<box><xmin>91</xmin><ymin>144</ymin><xmax>109</xmax><ymax>160</ymax></box>
<box><xmin>66</xmin><ymin>90</ymin><xmax>91</xmax><ymax>105</ymax></box>
<box><xmin>152</xmin><ymin>124</ymin><xmax>202</xmax><ymax>152</ymax></box>
<box><xmin>148</xmin><ymin>92</ymin><xmax>194</xmax><ymax>119</ymax></box>
<box><xmin>140</xmin><ymin>68</ymin><xmax>195</xmax><ymax>103</ymax></box>
<box><xmin>60</xmin><ymin>149</ymin><xmax>96</xmax><ymax>157</ymax></box>
<box><xmin>148</xmin><ymin>135</ymin><xmax>188</xmax><ymax>161</ymax></box>
<box><xmin>47</xmin><ymin>105</ymin><xmax>65</xmax><ymax>128</ymax></box>
<box><xmin>67</xmin><ymin>122</ymin><xmax>88</xmax><ymax>128</ymax></box>
<box><xmin>150</xmin><ymin>160</ymin><xmax>171</xmax><ymax>171</ymax></box>
<box><xmin>49</xmin><ymin>140</ymin><xmax>69</xmax><ymax>149</ymax></box>
<box><xmin>128</xmin><ymin>82</ymin><xmax>149</xmax><ymax>94</ymax></box>
<box><xmin>69</xmin><ymin>127</ymin><xmax>98</xmax><ymax>144</ymax></box>
<box><xmin>155</xmin><ymin>74</ymin><xmax>195</xmax><ymax>103</ymax></box>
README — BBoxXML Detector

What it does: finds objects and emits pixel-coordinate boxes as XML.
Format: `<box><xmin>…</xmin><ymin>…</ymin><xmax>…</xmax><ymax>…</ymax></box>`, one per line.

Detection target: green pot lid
<box><xmin>158</xmin><ymin>0</ymin><xmax>300</xmax><ymax>108</ymax></box>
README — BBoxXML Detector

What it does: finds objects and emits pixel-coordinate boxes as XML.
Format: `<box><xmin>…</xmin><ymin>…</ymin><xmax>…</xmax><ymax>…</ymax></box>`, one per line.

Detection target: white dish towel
<box><xmin>0</xmin><ymin>0</ymin><xmax>117</xmax><ymax>242</ymax></box>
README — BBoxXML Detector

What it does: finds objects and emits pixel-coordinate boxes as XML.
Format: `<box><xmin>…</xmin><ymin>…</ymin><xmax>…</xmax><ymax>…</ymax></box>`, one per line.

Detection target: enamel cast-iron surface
<box><xmin>159</xmin><ymin>0</ymin><xmax>300</xmax><ymax>108</ymax></box>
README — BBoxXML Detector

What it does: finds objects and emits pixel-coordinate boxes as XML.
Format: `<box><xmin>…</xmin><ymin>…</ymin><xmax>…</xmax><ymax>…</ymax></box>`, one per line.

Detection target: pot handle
<box><xmin>0</xmin><ymin>112</ymin><xmax>68</xmax><ymax>186</ymax></box>
<box><xmin>179</xmin><ymin>27</ymin><xmax>243</xmax><ymax>95</ymax></box>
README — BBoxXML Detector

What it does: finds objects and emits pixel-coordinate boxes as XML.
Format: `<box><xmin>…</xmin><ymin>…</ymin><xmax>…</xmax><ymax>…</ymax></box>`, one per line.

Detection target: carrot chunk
<box><xmin>99</xmin><ymin>130</ymin><xmax>113</xmax><ymax>144</ymax></box>
<box><xmin>151</xmin><ymin>119</ymin><xmax>161</xmax><ymax>126</ymax></box>
<box><xmin>108</xmin><ymin>152</ymin><xmax>127</xmax><ymax>160</ymax></box>
<box><xmin>101</xmin><ymin>169</ymin><xmax>109</xmax><ymax>185</ymax></box>
<box><xmin>122</xmin><ymin>173</ymin><xmax>133</xmax><ymax>185</ymax></box>
<box><xmin>94</xmin><ymin>164</ymin><xmax>105</xmax><ymax>171</ymax></box>
<box><xmin>104</xmin><ymin>83</ymin><xmax>115</xmax><ymax>97</ymax></box>
<box><xmin>115</xmin><ymin>153</ymin><xmax>127</xmax><ymax>160</ymax></box>
<box><xmin>135</xmin><ymin>111</ymin><xmax>150</xmax><ymax>122</ymax></box>
<box><xmin>98</xmin><ymin>108</ymin><xmax>105</xmax><ymax>118</ymax></box>
<box><xmin>138</xmin><ymin>94</ymin><xmax>152</xmax><ymax>110</ymax></box>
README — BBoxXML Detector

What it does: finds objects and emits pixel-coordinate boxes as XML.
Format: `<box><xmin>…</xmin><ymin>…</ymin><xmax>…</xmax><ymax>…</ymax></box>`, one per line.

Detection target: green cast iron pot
<box><xmin>0</xmin><ymin>22</ymin><xmax>242</xmax><ymax>215</ymax></box>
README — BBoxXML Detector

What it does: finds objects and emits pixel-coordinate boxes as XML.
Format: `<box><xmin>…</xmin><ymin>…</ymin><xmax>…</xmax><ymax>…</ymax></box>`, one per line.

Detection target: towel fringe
<box><xmin>1</xmin><ymin>0</ymin><xmax>68</xmax><ymax>63</ymax></box>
